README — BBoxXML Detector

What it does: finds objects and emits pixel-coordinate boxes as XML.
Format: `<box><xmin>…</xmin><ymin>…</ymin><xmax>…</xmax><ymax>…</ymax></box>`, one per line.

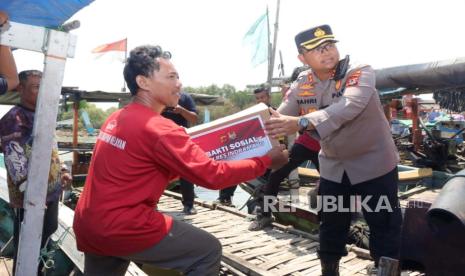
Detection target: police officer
<box><xmin>248</xmin><ymin>70</ymin><xmax>321</xmax><ymax>231</ymax></box>
<box><xmin>265</xmin><ymin>25</ymin><xmax>402</xmax><ymax>276</ymax></box>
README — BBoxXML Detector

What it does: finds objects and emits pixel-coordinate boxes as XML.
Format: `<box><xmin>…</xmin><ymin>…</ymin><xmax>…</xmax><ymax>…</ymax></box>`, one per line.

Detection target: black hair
<box><xmin>253</xmin><ymin>85</ymin><xmax>269</xmax><ymax>94</ymax></box>
<box><xmin>123</xmin><ymin>45</ymin><xmax>172</xmax><ymax>95</ymax></box>
<box><xmin>18</xmin><ymin>70</ymin><xmax>42</xmax><ymax>84</ymax></box>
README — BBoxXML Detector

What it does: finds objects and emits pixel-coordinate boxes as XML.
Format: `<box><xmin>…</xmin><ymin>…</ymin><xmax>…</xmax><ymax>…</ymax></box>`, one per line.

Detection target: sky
<box><xmin>11</xmin><ymin>0</ymin><xmax>465</xmax><ymax>94</ymax></box>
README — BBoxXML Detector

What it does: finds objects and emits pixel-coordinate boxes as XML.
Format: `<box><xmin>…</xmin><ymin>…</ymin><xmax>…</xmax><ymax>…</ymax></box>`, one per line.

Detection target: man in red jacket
<box><xmin>73</xmin><ymin>45</ymin><xmax>288</xmax><ymax>276</ymax></box>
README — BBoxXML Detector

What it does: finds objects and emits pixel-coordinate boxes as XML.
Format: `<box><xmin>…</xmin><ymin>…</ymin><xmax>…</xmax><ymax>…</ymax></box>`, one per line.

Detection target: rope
<box><xmin>39</xmin><ymin>226</ymin><xmax>72</xmax><ymax>270</ymax></box>
<box><xmin>238</xmin><ymin>180</ymin><xmax>267</xmax><ymax>211</ymax></box>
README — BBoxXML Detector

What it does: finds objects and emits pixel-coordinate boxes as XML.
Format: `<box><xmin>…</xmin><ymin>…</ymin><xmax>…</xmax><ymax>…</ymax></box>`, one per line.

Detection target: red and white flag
<box><xmin>92</xmin><ymin>38</ymin><xmax>127</xmax><ymax>53</ymax></box>
<box><xmin>92</xmin><ymin>38</ymin><xmax>127</xmax><ymax>61</ymax></box>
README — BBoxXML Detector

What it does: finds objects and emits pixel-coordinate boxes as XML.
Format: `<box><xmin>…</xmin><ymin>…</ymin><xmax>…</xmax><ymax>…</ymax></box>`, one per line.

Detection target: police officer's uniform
<box><xmin>293</xmin><ymin>25</ymin><xmax>402</xmax><ymax>271</ymax></box>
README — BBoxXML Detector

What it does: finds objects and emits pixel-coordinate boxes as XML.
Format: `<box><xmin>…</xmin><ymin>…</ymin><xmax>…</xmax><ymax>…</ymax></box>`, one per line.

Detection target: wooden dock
<box><xmin>161</xmin><ymin>190</ymin><xmax>374</xmax><ymax>276</ymax></box>
<box><xmin>1</xmin><ymin>177</ymin><xmax>426</xmax><ymax>275</ymax></box>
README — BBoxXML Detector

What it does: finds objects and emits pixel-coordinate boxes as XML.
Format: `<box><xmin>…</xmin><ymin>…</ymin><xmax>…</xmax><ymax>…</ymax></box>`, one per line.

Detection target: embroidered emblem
<box><xmin>299</xmin><ymin>83</ymin><xmax>314</xmax><ymax>90</ymax></box>
<box><xmin>314</xmin><ymin>28</ymin><xmax>325</xmax><ymax>37</ymax></box>
<box><xmin>106</xmin><ymin>120</ymin><xmax>117</xmax><ymax>131</ymax></box>
<box><xmin>346</xmin><ymin>70</ymin><xmax>362</xmax><ymax>87</ymax></box>
<box><xmin>298</xmin><ymin>90</ymin><xmax>316</xmax><ymax>97</ymax></box>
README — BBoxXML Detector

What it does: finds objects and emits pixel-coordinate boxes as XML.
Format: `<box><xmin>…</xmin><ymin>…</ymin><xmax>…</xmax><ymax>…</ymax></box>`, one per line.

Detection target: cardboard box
<box><xmin>187</xmin><ymin>103</ymin><xmax>279</xmax><ymax>161</ymax></box>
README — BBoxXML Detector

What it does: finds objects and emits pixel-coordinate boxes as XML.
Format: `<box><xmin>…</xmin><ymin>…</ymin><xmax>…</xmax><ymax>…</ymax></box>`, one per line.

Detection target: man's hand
<box><xmin>0</xmin><ymin>11</ymin><xmax>8</xmax><ymax>26</ymax></box>
<box><xmin>172</xmin><ymin>104</ymin><xmax>183</xmax><ymax>114</ymax></box>
<box><xmin>61</xmin><ymin>172</ymin><xmax>73</xmax><ymax>190</ymax></box>
<box><xmin>266</xmin><ymin>145</ymin><xmax>289</xmax><ymax>170</ymax></box>
<box><xmin>265</xmin><ymin>108</ymin><xmax>300</xmax><ymax>138</ymax></box>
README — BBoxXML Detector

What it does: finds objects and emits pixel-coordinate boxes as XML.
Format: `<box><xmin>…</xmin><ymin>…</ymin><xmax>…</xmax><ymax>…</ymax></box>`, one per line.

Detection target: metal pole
<box><xmin>72</xmin><ymin>101</ymin><xmax>79</xmax><ymax>174</ymax></box>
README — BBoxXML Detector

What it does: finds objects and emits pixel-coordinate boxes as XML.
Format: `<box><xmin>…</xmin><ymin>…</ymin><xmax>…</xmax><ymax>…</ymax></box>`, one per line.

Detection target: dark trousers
<box><xmin>13</xmin><ymin>200</ymin><xmax>59</xmax><ymax>275</ymax></box>
<box><xmin>318</xmin><ymin>168</ymin><xmax>402</xmax><ymax>265</ymax></box>
<box><xmin>219</xmin><ymin>186</ymin><xmax>237</xmax><ymax>201</ymax></box>
<box><xmin>180</xmin><ymin>178</ymin><xmax>195</xmax><ymax>208</ymax></box>
<box><xmin>83</xmin><ymin>219</ymin><xmax>221</xmax><ymax>276</ymax></box>
<box><xmin>260</xmin><ymin>143</ymin><xmax>319</xmax><ymax>216</ymax></box>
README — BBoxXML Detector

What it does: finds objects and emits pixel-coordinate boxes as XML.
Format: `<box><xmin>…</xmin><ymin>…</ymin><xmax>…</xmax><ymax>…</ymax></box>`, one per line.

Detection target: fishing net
<box><xmin>433</xmin><ymin>87</ymin><xmax>465</xmax><ymax>112</ymax></box>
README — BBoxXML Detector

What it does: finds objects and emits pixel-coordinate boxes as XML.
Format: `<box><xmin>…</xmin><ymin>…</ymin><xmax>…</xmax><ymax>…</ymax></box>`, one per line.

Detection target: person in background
<box><xmin>265</xmin><ymin>24</ymin><xmax>402</xmax><ymax>276</ymax></box>
<box><xmin>162</xmin><ymin>91</ymin><xmax>199</xmax><ymax>215</ymax></box>
<box><xmin>73</xmin><ymin>45</ymin><xmax>288</xmax><ymax>276</ymax></box>
<box><xmin>0</xmin><ymin>70</ymin><xmax>72</xmax><ymax>275</ymax></box>
<box><xmin>280</xmin><ymin>66</ymin><xmax>309</xmax><ymax>98</ymax></box>
<box><xmin>0</xmin><ymin>11</ymin><xmax>19</xmax><ymax>94</ymax></box>
<box><xmin>254</xmin><ymin>86</ymin><xmax>272</xmax><ymax>107</ymax></box>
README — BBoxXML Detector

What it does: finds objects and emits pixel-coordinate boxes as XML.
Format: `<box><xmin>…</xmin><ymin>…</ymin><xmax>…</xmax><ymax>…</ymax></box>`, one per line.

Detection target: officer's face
<box><xmin>298</xmin><ymin>42</ymin><xmax>340</xmax><ymax>73</ymax></box>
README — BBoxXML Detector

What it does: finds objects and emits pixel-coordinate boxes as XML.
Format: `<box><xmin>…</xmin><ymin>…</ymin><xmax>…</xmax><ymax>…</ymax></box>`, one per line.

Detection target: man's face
<box><xmin>255</xmin><ymin>91</ymin><xmax>271</xmax><ymax>106</ymax></box>
<box><xmin>19</xmin><ymin>75</ymin><xmax>41</xmax><ymax>109</ymax></box>
<box><xmin>146</xmin><ymin>58</ymin><xmax>182</xmax><ymax>108</ymax></box>
<box><xmin>298</xmin><ymin>42</ymin><xmax>340</xmax><ymax>74</ymax></box>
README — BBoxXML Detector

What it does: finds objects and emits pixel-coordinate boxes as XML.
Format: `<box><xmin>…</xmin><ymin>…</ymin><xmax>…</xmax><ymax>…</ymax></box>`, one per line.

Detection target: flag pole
<box><xmin>122</xmin><ymin>38</ymin><xmax>127</xmax><ymax>92</ymax></box>
<box><xmin>266</xmin><ymin>6</ymin><xmax>271</xmax><ymax>85</ymax></box>
<box><xmin>267</xmin><ymin>0</ymin><xmax>280</xmax><ymax>87</ymax></box>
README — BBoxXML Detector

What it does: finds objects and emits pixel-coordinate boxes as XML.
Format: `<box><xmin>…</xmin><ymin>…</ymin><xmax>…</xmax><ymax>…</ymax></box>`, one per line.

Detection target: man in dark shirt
<box><xmin>162</xmin><ymin>92</ymin><xmax>199</xmax><ymax>214</ymax></box>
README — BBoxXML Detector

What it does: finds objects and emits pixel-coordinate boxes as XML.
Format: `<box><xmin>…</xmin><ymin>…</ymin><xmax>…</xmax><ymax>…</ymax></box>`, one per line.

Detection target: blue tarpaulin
<box><xmin>0</xmin><ymin>0</ymin><xmax>94</xmax><ymax>28</ymax></box>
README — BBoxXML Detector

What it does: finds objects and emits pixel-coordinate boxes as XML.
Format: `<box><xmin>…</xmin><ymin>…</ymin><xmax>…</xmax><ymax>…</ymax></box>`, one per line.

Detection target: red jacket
<box><xmin>73</xmin><ymin>103</ymin><xmax>270</xmax><ymax>255</ymax></box>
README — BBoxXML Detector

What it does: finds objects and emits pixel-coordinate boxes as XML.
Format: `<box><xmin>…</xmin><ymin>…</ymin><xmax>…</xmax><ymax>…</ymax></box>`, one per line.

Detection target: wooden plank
<box><xmin>295</xmin><ymin>259</ymin><xmax>323</xmax><ymax>276</ymax></box>
<box><xmin>398</xmin><ymin>186</ymin><xmax>430</xmax><ymax>199</ymax></box>
<box><xmin>222</xmin><ymin>252</ymin><xmax>278</xmax><ymax>276</ymax></box>
<box><xmin>236</xmin><ymin>236</ymin><xmax>308</xmax><ymax>259</ymax></box>
<box><xmin>275</xmin><ymin>259</ymin><xmax>321</xmax><ymax>276</ymax></box>
<box><xmin>298</xmin><ymin>167</ymin><xmax>320</xmax><ymax>178</ymax></box>
<box><xmin>0</xmin><ymin>22</ymin><xmax>76</xmax><ymax>57</ymax></box>
<box><xmin>16</xmin><ymin>29</ymin><xmax>72</xmax><ymax>275</ymax></box>
<box><xmin>398</xmin><ymin>168</ymin><xmax>432</xmax><ymax>181</ymax></box>
<box><xmin>285</xmin><ymin>252</ymin><xmax>319</xmax><ymax>266</ymax></box>
<box><xmin>224</xmin><ymin>237</ymin><xmax>278</xmax><ymax>253</ymax></box>
<box><xmin>220</xmin><ymin>231</ymin><xmax>264</xmax><ymax>246</ymax></box>
<box><xmin>260</xmin><ymin>251</ymin><xmax>313</xmax><ymax>270</ymax></box>
<box><xmin>299</xmin><ymin>166</ymin><xmax>433</xmax><ymax>182</ymax></box>
<box><xmin>341</xmin><ymin>258</ymin><xmax>370</xmax><ymax>276</ymax></box>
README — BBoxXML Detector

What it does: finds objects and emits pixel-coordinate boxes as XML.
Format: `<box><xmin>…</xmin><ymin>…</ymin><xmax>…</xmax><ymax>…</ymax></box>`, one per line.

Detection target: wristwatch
<box><xmin>297</xmin><ymin>117</ymin><xmax>310</xmax><ymax>134</ymax></box>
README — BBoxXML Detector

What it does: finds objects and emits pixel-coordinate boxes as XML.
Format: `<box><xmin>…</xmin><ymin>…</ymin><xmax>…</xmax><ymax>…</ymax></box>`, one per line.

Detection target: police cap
<box><xmin>295</xmin><ymin>24</ymin><xmax>338</xmax><ymax>51</ymax></box>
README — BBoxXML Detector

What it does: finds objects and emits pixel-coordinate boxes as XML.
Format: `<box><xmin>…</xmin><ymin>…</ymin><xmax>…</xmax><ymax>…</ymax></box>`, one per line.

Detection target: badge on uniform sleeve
<box><xmin>299</xmin><ymin>83</ymin><xmax>314</xmax><ymax>90</ymax></box>
<box><xmin>307</xmin><ymin>74</ymin><xmax>314</xmax><ymax>83</ymax></box>
<box><xmin>298</xmin><ymin>90</ymin><xmax>316</xmax><ymax>97</ymax></box>
<box><xmin>335</xmin><ymin>80</ymin><xmax>342</xmax><ymax>91</ymax></box>
<box><xmin>345</xmin><ymin>70</ymin><xmax>362</xmax><ymax>87</ymax></box>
